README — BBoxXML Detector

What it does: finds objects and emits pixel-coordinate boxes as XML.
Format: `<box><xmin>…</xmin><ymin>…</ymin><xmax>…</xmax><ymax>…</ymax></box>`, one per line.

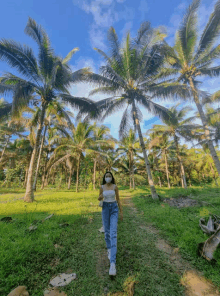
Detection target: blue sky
<box><xmin>0</xmin><ymin>0</ymin><xmax>220</xmax><ymax>144</ymax></box>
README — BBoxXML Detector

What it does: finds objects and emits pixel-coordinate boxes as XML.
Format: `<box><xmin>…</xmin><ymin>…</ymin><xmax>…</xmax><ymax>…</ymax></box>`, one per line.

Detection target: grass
<box><xmin>0</xmin><ymin>185</ymin><xmax>220</xmax><ymax>295</ymax></box>
<box><xmin>132</xmin><ymin>185</ymin><xmax>220</xmax><ymax>289</ymax></box>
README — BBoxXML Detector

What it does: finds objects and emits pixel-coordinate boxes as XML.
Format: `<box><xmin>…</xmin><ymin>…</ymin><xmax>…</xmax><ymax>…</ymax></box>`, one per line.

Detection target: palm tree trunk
<box><xmin>210</xmin><ymin>162</ymin><xmax>218</xmax><ymax>186</ymax></box>
<box><xmin>68</xmin><ymin>160</ymin><xmax>74</xmax><ymax>190</ymax></box>
<box><xmin>174</xmin><ymin>134</ymin><xmax>187</xmax><ymax>189</ymax></box>
<box><xmin>129</xmin><ymin>153</ymin><xmax>132</xmax><ymax>189</ymax></box>
<box><xmin>93</xmin><ymin>158</ymin><xmax>97</xmax><ymax>190</ymax></box>
<box><xmin>0</xmin><ymin>135</ymin><xmax>10</xmax><ymax>162</ymax></box>
<box><xmin>131</xmin><ymin>152</ymin><xmax>135</xmax><ymax>189</ymax></box>
<box><xmin>33</xmin><ymin>125</ymin><xmax>47</xmax><ymax>191</ymax></box>
<box><xmin>76</xmin><ymin>155</ymin><xmax>81</xmax><ymax>193</ymax></box>
<box><xmin>41</xmin><ymin>150</ymin><xmax>49</xmax><ymax>190</ymax></box>
<box><xmin>24</xmin><ymin>103</ymin><xmax>47</xmax><ymax>202</ymax></box>
<box><xmin>132</xmin><ymin>101</ymin><xmax>158</xmax><ymax>199</ymax></box>
<box><xmin>23</xmin><ymin>166</ymin><xmax>28</xmax><ymax>188</ymax></box>
<box><xmin>189</xmin><ymin>77</ymin><xmax>220</xmax><ymax>176</ymax></box>
<box><xmin>164</xmin><ymin>151</ymin><xmax>170</xmax><ymax>188</ymax></box>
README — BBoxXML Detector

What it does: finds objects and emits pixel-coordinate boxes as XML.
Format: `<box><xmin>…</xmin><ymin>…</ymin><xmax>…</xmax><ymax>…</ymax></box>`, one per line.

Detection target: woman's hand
<box><xmin>98</xmin><ymin>194</ymin><xmax>103</xmax><ymax>201</ymax></box>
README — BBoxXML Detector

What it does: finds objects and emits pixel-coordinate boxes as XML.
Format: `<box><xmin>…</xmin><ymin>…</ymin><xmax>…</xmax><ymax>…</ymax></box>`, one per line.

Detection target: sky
<box><xmin>0</xmin><ymin>0</ymin><xmax>220</xmax><ymax>144</ymax></box>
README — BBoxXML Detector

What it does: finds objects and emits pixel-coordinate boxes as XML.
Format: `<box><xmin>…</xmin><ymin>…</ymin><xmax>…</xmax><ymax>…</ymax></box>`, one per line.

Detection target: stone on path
<box><xmin>49</xmin><ymin>273</ymin><xmax>77</xmax><ymax>287</ymax></box>
<box><xmin>44</xmin><ymin>287</ymin><xmax>67</xmax><ymax>296</ymax></box>
<box><xmin>7</xmin><ymin>286</ymin><xmax>29</xmax><ymax>296</ymax></box>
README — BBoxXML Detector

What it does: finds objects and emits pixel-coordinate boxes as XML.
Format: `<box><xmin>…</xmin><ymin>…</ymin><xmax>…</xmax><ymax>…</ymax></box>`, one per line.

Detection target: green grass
<box><xmin>0</xmin><ymin>186</ymin><xmax>220</xmax><ymax>295</ymax></box>
<box><xmin>131</xmin><ymin>185</ymin><xmax>220</xmax><ymax>289</ymax></box>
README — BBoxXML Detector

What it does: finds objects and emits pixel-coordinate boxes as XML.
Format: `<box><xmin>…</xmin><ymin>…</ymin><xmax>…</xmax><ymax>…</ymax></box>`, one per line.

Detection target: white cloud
<box><xmin>88</xmin><ymin>24</ymin><xmax>108</xmax><ymax>51</ymax></box>
<box><xmin>120</xmin><ymin>21</ymin><xmax>133</xmax><ymax>38</ymax></box>
<box><xmin>70</xmin><ymin>56</ymin><xmax>97</xmax><ymax>73</ymax></box>
<box><xmin>138</xmin><ymin>0</ymin><xmax>149</xmax><ymax>20</ymax></box>
<box><xmin>73</xmin><ymin>0</ymin><xmax>135</xmax><ymax>51</ymax></box>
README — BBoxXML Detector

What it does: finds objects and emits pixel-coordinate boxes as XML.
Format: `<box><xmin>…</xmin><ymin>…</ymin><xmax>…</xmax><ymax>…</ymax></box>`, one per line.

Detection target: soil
<box><xmin>162</xmin><ymin>196</ymin><xmax>199</xmax><ymax>208</ymax></box>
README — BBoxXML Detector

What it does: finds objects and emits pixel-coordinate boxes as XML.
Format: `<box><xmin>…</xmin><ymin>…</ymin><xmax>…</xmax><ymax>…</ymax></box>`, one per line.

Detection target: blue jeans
<box><xmin>102</xmin><ymin>201</ymin><xmax>119</xmax><ymax>264</ymax></box>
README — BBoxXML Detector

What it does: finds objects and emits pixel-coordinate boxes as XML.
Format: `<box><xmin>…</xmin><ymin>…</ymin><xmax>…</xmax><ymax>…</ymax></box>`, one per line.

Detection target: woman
<box><xmin>98</xmin><ymin>171</ymin><xmax>123</xmax><ymax>276</ymax></box>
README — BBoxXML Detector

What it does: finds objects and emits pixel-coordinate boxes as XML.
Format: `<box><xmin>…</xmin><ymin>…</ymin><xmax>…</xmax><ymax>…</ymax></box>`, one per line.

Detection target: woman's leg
<box><xmin>102</xmin><ymin>203</ymin><xmax>111</xmax><ymax>250</ymax></box>
<box><xmin>109</xmin><ymin>202</ymin><xmax>119</xmax><ymax>264</ymax></box>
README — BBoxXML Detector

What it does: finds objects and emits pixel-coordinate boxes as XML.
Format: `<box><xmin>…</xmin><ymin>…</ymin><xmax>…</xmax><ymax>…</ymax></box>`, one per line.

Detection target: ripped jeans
<box><xmin>102</xmin><ymin>201</ymin><xmax>119</xmax><ymax>264</ymax></box>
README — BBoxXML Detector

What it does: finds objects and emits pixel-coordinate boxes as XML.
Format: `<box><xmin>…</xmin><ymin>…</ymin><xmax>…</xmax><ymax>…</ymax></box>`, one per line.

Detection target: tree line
<box><xmin>0</xmin><ymin>0</ymin><xmax>220</xmax><ymax>202</ymax></box>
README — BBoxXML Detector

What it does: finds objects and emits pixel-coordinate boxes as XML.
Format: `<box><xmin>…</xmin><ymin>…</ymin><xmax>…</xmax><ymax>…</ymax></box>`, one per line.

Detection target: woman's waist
<box><xmin>103</xmin><ymin>200</ymin><xmax>117</xmax><ymax>203</ymax></box>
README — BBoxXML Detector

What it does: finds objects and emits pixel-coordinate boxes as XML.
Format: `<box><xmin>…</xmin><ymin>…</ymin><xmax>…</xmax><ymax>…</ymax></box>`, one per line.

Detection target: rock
<box><xmin>7</xmin><ymin>286</ymin><xmax>29</xmax><ymax>296</ymax></box>
<box><xmin>44</xmin><ymin>287</ymin><xmax>67</xmax><ymax>296</ymax></box>
<box><xmin>49</xmin><ymin>273</ymin><xmax>77</xmax><ymax>287</ymax></box>
<box><xmin>54</xmin><ymin>244</ymin><xmax>63</xmax><ymax>249</ymax></box>
<box><xmin>45</xmin><ymin>214</ymin><xmax>54</xmax><ymax>220</ymax></box>
<box><xmin>59</xmin><ymin>223</ymin><xmax>69</xmax><ymax>227</ymax></box>
<box><xmin>28</xmin><ymin>225</ymin><xmax>38</xmax><ymax>231</ymax></box>
<box><xmin>1</xmin><ymin>216</ymin><xmax>13</xmax><ymax>223</ymax></box>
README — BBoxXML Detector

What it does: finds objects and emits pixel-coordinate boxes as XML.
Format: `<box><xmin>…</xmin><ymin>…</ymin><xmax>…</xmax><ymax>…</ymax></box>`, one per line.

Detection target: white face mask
<box><xmin>105</xmin><ymin>177</ymin><xmax>112</xmax><ymax>183</ymax></box>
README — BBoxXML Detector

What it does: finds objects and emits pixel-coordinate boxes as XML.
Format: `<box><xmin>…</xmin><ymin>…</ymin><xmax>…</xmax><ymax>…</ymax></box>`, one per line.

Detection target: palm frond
<box><xmin>137</xmin><ymin>94</ymin><xmax>173</xmax><ymax>122</ymax></box>
<box><xmin>0</xmin><ymin>39</ymin><xmax>40</xmax><ymax>83</ymax></box>
<box><xmin>0</xmin><ymin>101</ymin><xmax>12</xmax><ymax>119</ymax></box>
<box><xmin>71</xmin><ymin>67</ymin><xmax>91</xmax><ymax>83</ymax></box>
<box><xmin>148</xmin><ymin>82</ymin><xmax>192</xmax><ymax>101</ymax></box>
<box><xmin>84</xmin><ymin>72</ymin><xmax>121</xmax><ymax>89</ymax></box>
<box><xmin>178</xmin><ymin>0</ymin><xmax>200</xmax><ymax>63</ymax></box>
<box><xmin>89</xmin><ymin>86</ymin><xmax>118</xmax><ymax>96</ymax></box>
<box><xmin>194</xmin><ymin>44</ymin><xmax>220</xmax><ymax>67</ymax></box>
<box><xmin>63</xmin><ymin>48</ymin><xmax>79</xmax><ymax>64</ymax></box>
<box><xmin>100</xmin><ymin>65</ymin><xmax>127</xmax><ymax>88</ymax></box>
<box><xmin>101</xmin><ymin>97</ymin><xmax>128</xmax><ymax>122</ymax></box>
<box><xmin>24</xmin><ymin>17</ymin><xmax>54</xmax><ymax>79</ymax></box>
<box><xmin>107</xmin><ymin>27</ymin><xmax>122</xmax><ymax>65</ymax></box>
<box><xmin>119</xmin><ymin>106</ymin><xmax>132</xmax><ymax>139</ymax></box>
<box><xmin>195</xmin><ymin>0</ymin><xmax>220</xmax><ymax>59</ymax></box>
<box><xmin>60</xmin><ymin>94</ymin><xmax>98</xmax><ymax>116</ymax></box>
<box><xmin>199</xmin><ymin>65</ymin><xmax>220</xmax><ymax>77</ymax></box>
<box><xmin>133</xmin><ymin>21</ymin><xmax>152</xmax><ymax>47</ymax></box>
<box><xmin>210</xmin><ymin>90</ymin><xmax>220</xmax><ymax>102</ymax></box>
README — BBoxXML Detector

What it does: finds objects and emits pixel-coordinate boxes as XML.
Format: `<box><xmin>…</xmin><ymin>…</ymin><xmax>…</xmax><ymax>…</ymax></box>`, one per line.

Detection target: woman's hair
<box><xmin>102</xmin><ymin>171</ymin><xmax>116</xmax><ymax>185</ymax></box>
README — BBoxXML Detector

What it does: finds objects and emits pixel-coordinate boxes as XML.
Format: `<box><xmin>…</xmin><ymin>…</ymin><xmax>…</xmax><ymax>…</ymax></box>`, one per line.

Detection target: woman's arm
<box><xmin>115</xmin><ymin>185</ymin><xmax>123</xmax><ymax>214</ymax></box>
<box><xmin>98</xmin><ymin>186</ymin><xmax>103</xmax><ymax>201</ymax></box>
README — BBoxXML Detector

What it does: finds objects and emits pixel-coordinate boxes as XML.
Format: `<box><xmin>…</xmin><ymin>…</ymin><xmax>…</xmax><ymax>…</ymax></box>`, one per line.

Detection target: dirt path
<box><xmin>122</xmin><ymin>195</ymin><xmax>220</xmax><ymax>296</ymax></box>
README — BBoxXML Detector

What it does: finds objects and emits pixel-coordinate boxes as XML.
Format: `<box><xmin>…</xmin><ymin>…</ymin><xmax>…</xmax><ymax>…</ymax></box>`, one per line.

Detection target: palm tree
<box><xmin>0</xmin><ymin>17</ymin><xmax>97</xmax><ymax>202</ymax></box>
<box><xmin>149</xmin><ymin>103</ymin><xmax>197</xmax><ymax>188</ymax></box>
<box><xmin>0</xmin><ymin>98</ymin><xmax>12</xmax><ymax>120</ymax></box>
<box><xmin>117</xmin><ymin>129</ymin><xmax>139</xmax><ymax>188</ymax></box>
<box><xmin>148</xmin><ymin>132</ymin><xmax>172</xmax><ymax>188</ymax></box>
<box><xmin>51</xmin><ymin>121</ymin><xmax>96</xmax><ymax>192</ymax></box>
<box><xmin>32</xmin><ymin>101</ymin><xmax>73</xmax><ymax>191</ymax></box>
<box><xmin>162</xmin><ymin>0</ymin><xmax>220</xmax><ymax>175</ymax></box>
<box><xmin>80</xmin><ymin>22</ymin><xmax>190</xmax><ymax>199</ymax></box>
<box><xmin>91</xmin><ymin>124</ymin><xmax>115</xmax><ymax>190</ymax></box>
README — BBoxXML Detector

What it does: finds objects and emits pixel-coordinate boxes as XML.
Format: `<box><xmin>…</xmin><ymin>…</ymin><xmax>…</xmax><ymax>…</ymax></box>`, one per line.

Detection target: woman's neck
<box><xmin>105</xmin><ymin>183</ymin><xmax>112</xmax><ymax>187</ymax></box>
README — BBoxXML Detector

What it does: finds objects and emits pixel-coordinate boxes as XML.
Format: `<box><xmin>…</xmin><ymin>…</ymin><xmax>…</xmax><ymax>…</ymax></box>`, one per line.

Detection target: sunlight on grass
<box><xmin>0</xmin><ymin>190</ymin><xmax>101</xmax><ymax>217</ymax></box>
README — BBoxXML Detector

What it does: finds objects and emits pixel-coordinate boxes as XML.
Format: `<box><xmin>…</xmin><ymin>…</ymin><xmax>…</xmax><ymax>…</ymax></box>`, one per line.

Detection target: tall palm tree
<box><xmin>162</xmin><ymin>0</ymin><xmax>220</xmax><ymax>175</ymax></box>
<box><xmin>80</xmin><ymin>22</ymin><xmax>190</xmax><ymax>199</ymax></box>
<box><xmin>149</xmin><ymin>103</ymin><xmax>197</xmax><ymax>188</ymax></box>
<box><xmin>0</xmin><ymin>17</ymin><xmax>97</xmax><ymax>202</ymax></box>
<box><xmin>117</xmin><ymin>129</ymin><xmax>139</xmax><ymax>188</ymax></box>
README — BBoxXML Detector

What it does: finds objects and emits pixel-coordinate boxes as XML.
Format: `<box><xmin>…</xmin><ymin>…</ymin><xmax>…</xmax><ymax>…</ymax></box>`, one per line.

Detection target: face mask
<box><xmin>105</xmin><ymin>177</ymin><xmax>112</xmax><ymax>183</ymax></box>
